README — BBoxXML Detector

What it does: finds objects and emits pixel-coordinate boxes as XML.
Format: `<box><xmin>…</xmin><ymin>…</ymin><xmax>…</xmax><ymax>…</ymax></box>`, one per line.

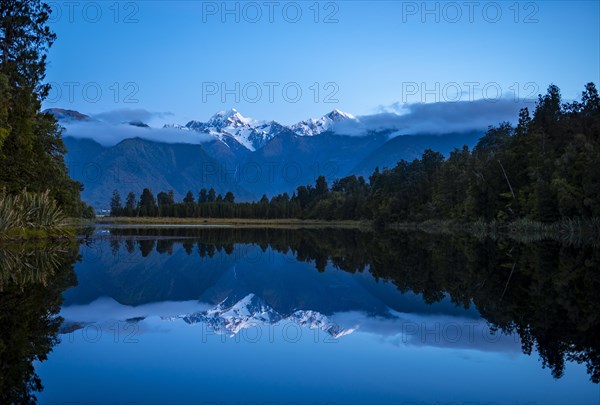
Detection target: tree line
<box><xmin>110</xmin><ymin>186</ymin><xmax>302</xmax><ymax>219</ymax></box>
<box><xmin>111</xmin><ymin>82</ymin><xmax>600</xmax><ymax>224</ymax></box>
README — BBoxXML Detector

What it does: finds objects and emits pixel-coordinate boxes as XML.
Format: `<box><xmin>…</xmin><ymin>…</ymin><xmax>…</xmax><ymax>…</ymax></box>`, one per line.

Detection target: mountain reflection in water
<box><xmin>67</xmin><ymin>227</ymin><xmax>600</xmax><ymax>383</ymax></box>
<box><xmin>2</xmin><ymin>226</ymin><xmax>599</xmax><ymax>404</ymax></box>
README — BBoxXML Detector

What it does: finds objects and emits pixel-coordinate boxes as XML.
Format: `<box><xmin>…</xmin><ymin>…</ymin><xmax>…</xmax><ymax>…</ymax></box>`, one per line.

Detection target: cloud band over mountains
<box><xmin>63</xmin><ymin>121</ymin><xmax>214</xmax><ymax>146</ymax></box>
<box><xmin>336</xmin><ymin>97</ymin><xmax>531</xmax><ymax>136</ymax></box>
<box><xmin>61</xmin><ymin>98</ymin><xmax>531</xmax><ymax>146</ymax></box>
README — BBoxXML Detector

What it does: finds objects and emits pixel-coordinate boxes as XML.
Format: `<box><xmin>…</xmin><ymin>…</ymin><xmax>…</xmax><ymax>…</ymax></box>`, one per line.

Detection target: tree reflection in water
<box><xmin>108</xmin><ymin>227</ymin><xmax>600</xmax><ymax>383</ymax></box>
<box><xmin>0</xmin><ymin>242</ymin><xmax>78</xmax><ymax>404</ymax></box>
<box><xmin>2</xmin><ymin>226</ymin><xmax>599</xmax><ymax>403</ymax></box>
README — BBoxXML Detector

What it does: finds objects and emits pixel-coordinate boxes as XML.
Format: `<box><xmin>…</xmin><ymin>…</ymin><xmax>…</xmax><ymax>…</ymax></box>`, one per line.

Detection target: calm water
<box><xmin>1</xmin><ymin>227</ymin><xmax>599</xmax><ymax>404</ymax></box>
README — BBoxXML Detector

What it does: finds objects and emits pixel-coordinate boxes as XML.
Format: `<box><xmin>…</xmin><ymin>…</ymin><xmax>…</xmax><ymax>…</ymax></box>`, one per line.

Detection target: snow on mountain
<box><xmin>164</xmin><ymin>108</ymin><xmax>359</xmax><ymax>151</ymax></box>
<box><xmin>163</xmin><ymin>123</ymin><xmax>190</xmax><ymax>131</ymax></box>
<box><xmin>50</xmin><ymin>107</ymin><xmax>362</xmax><ymax>151</ymax></box>
<box><xmin>164</xmin><ymin>293</ymin><xmax>354</xmax><ymax>338</ymax></box>
<box><xmin>291</xmin><ymin>109</ymin><xmax>359</xmax><ymax>136</ymax></box>
<box><xmin>287</xmin><ymin>309</ymin><xmax>354</xmax><ymax>338</ymax></box>
<box><xmin>179</xmin><ymin>108</ymin><xmax>285</xmax><ymax>151</ymax></box>
<box><xmin>206</xmin><ymin>108</ymin><xmax>254</xmax><ymax>129</ymax></box>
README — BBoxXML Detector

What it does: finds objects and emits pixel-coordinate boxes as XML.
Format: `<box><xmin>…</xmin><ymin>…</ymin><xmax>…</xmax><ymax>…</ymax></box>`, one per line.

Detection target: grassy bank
<box><xmin>90</xmin><ymin>215</ymin><xmax>600</xmax><ymax>245</ymax></box>
<box><xmin>95</xmin><ymin>216</ymin><xmax>371</xmax><ymax>229</ymax></box>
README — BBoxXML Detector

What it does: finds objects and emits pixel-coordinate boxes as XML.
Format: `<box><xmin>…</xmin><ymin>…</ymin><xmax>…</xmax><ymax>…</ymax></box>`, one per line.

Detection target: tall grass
<box><xmin>0</xmin><ymin>189</ymin><xmax>68</xmax><ymax>238</ymax></box>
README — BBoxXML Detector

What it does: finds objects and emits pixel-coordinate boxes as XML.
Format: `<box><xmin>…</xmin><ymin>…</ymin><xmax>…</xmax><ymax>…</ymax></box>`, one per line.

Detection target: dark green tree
<box><xmin>157</xmin><ymin>190</ymin><xmax>175</xmax><ymax>206</ymax></box>
<box><xmin>199</xmin><ymin>188</ymin><xmax>208</xmax><ymax>203</ymax></box>
<box><xmin>138</xmin><ymin>188</ymin><xmax>157</xmax><ymax>217</ymax></box>
<box><xmin>207</xmin><ymin>188</ymin><xmax>216</xmax><ymax>202</ymax></box>
<box><xmin>124</xmin><ymin>192</ymin><xmax>137</xmax><ymax>216</ymax></box>
<box><xmin>224</xmin><ymin>191</ymin><xmax>235</xmax><ymax>203</ymax></box>
<box><xmin>110</xmin><ymin>190</ymin><xmax>122</xmax><ymax>216</ymax></box>
<box><xmin>315</xmin><ymin>175</ymin><xmax>329</xmax><ymax>197</ymax></box>
<box><xmin>156</xmin><ymin>190</ymin><xmax>175</xmax><ymax>216</ymax></box>
<box><xmin>183</xmin><ymin>190</ymin><xmax>195</xmax><ymax>204</ymax></box>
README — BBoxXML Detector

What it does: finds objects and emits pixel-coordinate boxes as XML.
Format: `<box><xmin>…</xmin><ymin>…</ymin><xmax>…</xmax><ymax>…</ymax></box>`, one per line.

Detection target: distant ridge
<box><xmin>54</xmin><ymin>108</ymin><xmax>483</xmax><ymax>209</ymax></box>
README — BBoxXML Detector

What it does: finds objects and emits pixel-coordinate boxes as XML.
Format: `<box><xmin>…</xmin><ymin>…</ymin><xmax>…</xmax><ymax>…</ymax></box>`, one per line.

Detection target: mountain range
<box><xmin>49</xmin><ymin>108</ymin><xmax>483</xmax><ymax>209</ymax></box>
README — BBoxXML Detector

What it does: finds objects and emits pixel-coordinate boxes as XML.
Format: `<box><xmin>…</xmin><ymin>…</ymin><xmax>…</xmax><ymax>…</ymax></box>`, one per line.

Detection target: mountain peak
<box><xmin>211</xmin><ymin>107</ymin><xmax>237</xmax><ymax>118</ymax></box>
<box><xmin>174</xmin><ymin>108</ymin><xmax>362</xmax><ymax>148</ymax></box>
<box><xmin>208</xmin><ymin>108</ymin><xmax>249</xmax><ymax>125</ymax></box>
<box><xmin>44</xmin><ymin>108</ymin><xmax>92</xmax><ymax>122</ymax></box>
<box><xmin>326</xmin><ymin>109</ymin><xmax>356</xmax><ymax>121</ymax></box>
<box><xmin>223</xmin><ymin>107</ymin><xmax>239</xmax><ymax>117</ymax></box>
<box><xmin>180</xmin><ymin>109</ymin><xmax>278</xmax><ymax>151</ymax></box>
<box><xmin>291</xmin><ymin>109</ymin><xmax>358</xmax><ymax>136</ymax></box>
<box><xmin>128</xmin><ymin>120</ymin><xmax>150</xmax><ymax>128</ymax></box>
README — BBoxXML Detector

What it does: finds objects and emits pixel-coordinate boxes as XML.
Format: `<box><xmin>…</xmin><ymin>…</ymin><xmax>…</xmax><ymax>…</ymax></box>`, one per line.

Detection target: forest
<box><xmin>0</xmin><ymin>1</ymin><xmax>93</xmax><ymax>239</ymax></box>
<box><xmin>111</xmin><ymin>82</ymin><xmax>600</xmax><ymax>225</ymax></box>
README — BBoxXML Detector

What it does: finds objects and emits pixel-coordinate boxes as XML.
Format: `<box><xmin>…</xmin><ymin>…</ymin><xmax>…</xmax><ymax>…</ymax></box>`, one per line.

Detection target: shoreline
<box><xmin>91</xmin><ymin>217</ymin><xmax>371</xmax><ymax>228</ymax></box>
<box><xmin>2</xmin><ymin>217</ymin><xmax>598</xmax><ymax>244</ymax></box>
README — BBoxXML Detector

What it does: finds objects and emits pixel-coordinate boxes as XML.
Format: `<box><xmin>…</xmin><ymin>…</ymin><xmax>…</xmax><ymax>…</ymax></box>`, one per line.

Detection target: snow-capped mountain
<box><xmin>205</xmin><ymin>108</ymin><xmax>254</xmax><ymax>129</ymax></box>
<box><xmin>176</xmin><ymin>108</ymin><xmax>287</xmax><ymax>151</ymax></box>
<box><xmin>55</xmin><ymin>106</ymin><xmax>482</xmax><ymax>207</ymax></box>
<box><xmin>291</xmin><ymin>109</ymin><xmax>359</xmax><ymax>136</ymax></box>
<box><xmin>164</xmin><ymin>293</ymin><xmax>354</xmax><ymax>338</ymax></box>
<box><xmin>163</xmin><ymin>108</ymin><xmax>359</xmax><ymax>151</ymax></box>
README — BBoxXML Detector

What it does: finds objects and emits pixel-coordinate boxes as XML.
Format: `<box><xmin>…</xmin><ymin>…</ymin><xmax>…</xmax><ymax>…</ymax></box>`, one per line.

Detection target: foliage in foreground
<box><xmin>0</xmin><ymin>189</ymin><xmax>71</xmax><ymax>238</ymax></box>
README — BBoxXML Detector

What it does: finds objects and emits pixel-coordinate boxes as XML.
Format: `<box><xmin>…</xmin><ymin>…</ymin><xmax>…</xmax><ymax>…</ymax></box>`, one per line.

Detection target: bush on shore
<box><xmin>0</xmin><ymin>189</ymin><xmax>70</xmax><ymax>239</ymax></box>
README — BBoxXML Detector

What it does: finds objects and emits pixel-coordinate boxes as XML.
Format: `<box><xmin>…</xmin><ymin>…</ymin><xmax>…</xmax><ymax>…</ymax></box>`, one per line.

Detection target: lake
<box><xmin>1</xmin><ymin>226</ymin><xmax>599</xmax><ymax>404</ymax></box>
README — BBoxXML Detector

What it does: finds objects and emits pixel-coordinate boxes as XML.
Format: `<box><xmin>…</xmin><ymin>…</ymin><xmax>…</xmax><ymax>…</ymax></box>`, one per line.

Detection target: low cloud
<box><xmin>60</xmin><ymin>99</ymin><xmax>532</xmax><ymax>145</ymax></box>
<box><xmin>331</xmin><ymin>310</ymin><xmax>521</xmax><ymax>354</ymax></box>
<box><xmin>92</xmin><ymin>108</ymin><xmax>174</xmax><ymax>125</ymax></box>
<box><xmin>62</xmin><ymin>120</ymin><xmax>213</xmax><ymax>146</ymax></box>
<box><xmin>333</xmin><ymin>97</ymin><xmax>532</xmax><ymax>136</ymax></box>
<box><xmin>61</xmin><ymin>297</ymin><xmax>212</xmax><ymax>323</ymax></box>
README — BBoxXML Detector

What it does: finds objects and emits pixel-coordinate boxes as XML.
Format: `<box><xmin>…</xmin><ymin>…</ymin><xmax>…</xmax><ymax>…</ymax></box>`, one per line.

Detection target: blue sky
<box><xmin>43</xmin><ymin>0</ymin><xmax>600</xmax><ymax>126</ymax></box>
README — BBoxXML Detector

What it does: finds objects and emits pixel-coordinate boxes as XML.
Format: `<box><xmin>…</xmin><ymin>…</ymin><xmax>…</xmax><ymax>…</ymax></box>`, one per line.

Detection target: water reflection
<box><xmin>69</xmin><ymin>227</ymin><xmax>600</xmax><ymax>383</ymax></box>
<box><xmin>0</xmin><ymin>242</ymin><xmax>78</xmax><ymax>404</ymax></box>
<box><xmin>3</xmin><ymin>226</ymin><xmax>599</xmax><ymax>403</ymax></box>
